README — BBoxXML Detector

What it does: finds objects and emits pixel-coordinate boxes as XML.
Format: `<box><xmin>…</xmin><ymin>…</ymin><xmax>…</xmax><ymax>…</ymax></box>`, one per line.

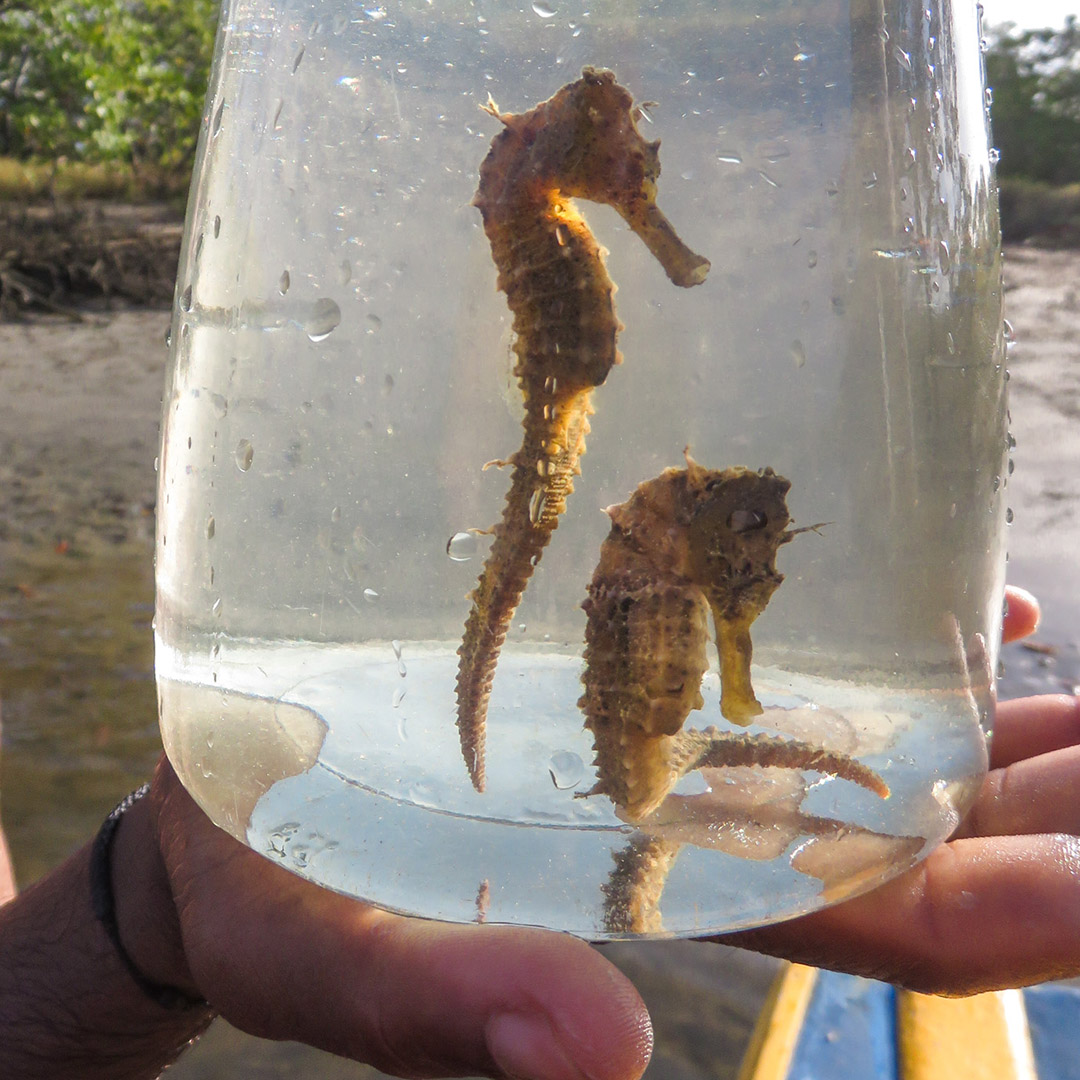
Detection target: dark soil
<box><xmin>0</xmin><ymin>201</ymin><xmax>182</xmax><ymax>316</ymax></box>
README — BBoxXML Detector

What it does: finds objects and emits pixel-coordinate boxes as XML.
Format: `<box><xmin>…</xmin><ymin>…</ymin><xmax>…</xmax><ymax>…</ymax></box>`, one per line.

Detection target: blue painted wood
<box><xmin>1025</xmin><ymin>984</ymin><xmax>1080</xmax><ymax>1080</ymax></box>
<box><xmin>787</xmin><ymin>972</ymin><xmax>898</xmax><ymax>1080</ymax></box>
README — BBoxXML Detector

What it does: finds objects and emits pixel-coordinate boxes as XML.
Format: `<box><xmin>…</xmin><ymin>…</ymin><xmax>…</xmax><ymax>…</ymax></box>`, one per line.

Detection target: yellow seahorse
<box><xmin>579</xmin><ymin>453</ymin><xmax>889</xmax><ymax>822</ymax></box>
<box><xmin>457</xmin><ymin>68</ymin><xmax>710</xmax><ymax>790</ymax></box>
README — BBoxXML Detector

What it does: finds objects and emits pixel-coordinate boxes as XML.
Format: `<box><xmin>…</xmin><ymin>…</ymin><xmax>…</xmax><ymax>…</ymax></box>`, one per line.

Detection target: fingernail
<box><xmin>486</xmin><ymin>1012</ymin><xmax>589</xmax><ymax>1080</ymax></box>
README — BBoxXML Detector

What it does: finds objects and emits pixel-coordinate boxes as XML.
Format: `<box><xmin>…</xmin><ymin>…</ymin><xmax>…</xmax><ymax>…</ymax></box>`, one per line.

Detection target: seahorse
<box><xmin>580</xmin><ymin>452</ymin><xmax>889</xmax><ymax>823</ymax></box>
<box><xmin>457</xmin><ymin>67</ymin><xmax>710</xmax><ymax>790</ymax></box>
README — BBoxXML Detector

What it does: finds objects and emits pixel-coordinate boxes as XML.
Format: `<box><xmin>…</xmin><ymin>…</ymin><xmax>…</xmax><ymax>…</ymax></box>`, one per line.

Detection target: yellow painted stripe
<box><xmin>897</xmin><ymin>989</ymin><xmax>1038</xmax><ymax>1080</ymax></box>
<box><xmin>738</xmin><ymin>963</ymin><xmax>820</xmax><ymax>1080</ymax></box>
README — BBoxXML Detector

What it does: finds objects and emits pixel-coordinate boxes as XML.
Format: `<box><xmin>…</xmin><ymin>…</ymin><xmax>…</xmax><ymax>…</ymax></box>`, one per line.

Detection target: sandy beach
<box><xmin>0</xmin><ymin>244</ymin><xmax>1077</xmax><ymax>1077</ymax></box>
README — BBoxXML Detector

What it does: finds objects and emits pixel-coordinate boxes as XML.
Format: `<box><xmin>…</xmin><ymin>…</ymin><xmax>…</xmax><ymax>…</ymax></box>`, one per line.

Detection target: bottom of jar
<box><xmin>157</xmin><ymin>637</ymin><xmax>987</xmax><ymax>937</ymax></box>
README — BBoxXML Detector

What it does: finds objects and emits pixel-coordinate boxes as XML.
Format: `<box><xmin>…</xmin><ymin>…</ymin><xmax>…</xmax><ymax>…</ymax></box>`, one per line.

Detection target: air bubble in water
<box><xmin>212</xmin><ymin>597</ymin><xmax>223</xmax><ymax>618</ymax></box>
<box><xmin>305</xmin><ymin>298</ymin><xmax>342</xmax><ymax>342</ymax></box>
<box><xmin>235</xmin><ymin>439</ymin><xmax>254</xmax><ymax>472</ymax></box>
<box><xmin>363</xmin><ymin>588</ymin><xmax>379</xmax><ymax>601</ymax></box>
<box><xmin>717</xmin><ymin>150</ymin><xmax>743</xmax><ymax>165</ymax></box>
<box><xmin>392</xmin><ymin>687</ymin><xmax>406</xmax><ymax>708</ymax></box>
<box><xmin>531</xmin><ymin>1</ymin><xmax>556</xmax><ymax>17</ymax></box>
<box><xmin>447</xmin><ymin>531</ymin><xmax>480</xmax><ymax>561</ymax></box>
<box><xmin>548</xmin><ymin>750</ymin><xmax>585</xmax><ymax>789</ymax></box>
<box><xmin>790</xmin><ymin>340</ymin><xmax>807</xmax><ymax>369</ymax></box>
<box><xmin>292</xmin><ymin>45</ymin><xmax>305</xmax><ymax>72</ymax></box>
<box><xmin>893</xmin><ymin>46</ymin><xmax>913</xmax><ymax>72</ymax></box>
<box><xmin>179</xmin><ymin>284</ymin><xmax>193</xmax><ymax>312</ymax></box>
<box><xmin>206</xmin><ymin>515</ymin><xmax>215</xmax><ymax>539</ymax></box>
<box><xmin>279</xmin><ymin>270</ymin><xmax>291</xmax><ymax>295</ymax></box>
<box><xmin>212</xmin><ymin>101</ymin><xmax>225</xmax><ymax>136</ymax></box>
<box><xmin>213</xmin><ymin>215</ymin><xmax>221</xmax><ymax>238</ymax></box>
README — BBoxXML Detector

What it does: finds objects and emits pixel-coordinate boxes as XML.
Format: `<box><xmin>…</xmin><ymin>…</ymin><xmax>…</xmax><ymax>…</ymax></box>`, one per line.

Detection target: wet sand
<box><xmin>0</xmin><ymin>245</ymin><xmax>1077</xmax><ymax>1077</ymax></box>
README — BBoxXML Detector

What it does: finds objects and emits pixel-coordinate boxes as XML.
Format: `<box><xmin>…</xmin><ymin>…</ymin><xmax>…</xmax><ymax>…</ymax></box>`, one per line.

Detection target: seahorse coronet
<box><xmin>455</xmin><ymin>69</ymin><xmax>710</xmax><ymax>791</ymax></box>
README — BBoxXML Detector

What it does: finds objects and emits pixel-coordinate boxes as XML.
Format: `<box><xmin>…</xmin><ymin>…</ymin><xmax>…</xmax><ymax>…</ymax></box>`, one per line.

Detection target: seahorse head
<box><xmin>681</xmin><ymin>453</ymin><xmax>793</xmax><ymax>618</ymax></box>
<box><xmin>520</xmin><ymin>67</ymin><xmax>710</xmax><ymax>288</ymax></box>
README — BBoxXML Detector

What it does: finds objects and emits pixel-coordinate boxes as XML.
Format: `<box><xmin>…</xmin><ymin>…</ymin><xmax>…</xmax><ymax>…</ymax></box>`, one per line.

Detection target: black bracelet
<box><xmin>89</xmin><ymin>784</ymin><xmax>210</xmax><ymax>1012</ymax></box>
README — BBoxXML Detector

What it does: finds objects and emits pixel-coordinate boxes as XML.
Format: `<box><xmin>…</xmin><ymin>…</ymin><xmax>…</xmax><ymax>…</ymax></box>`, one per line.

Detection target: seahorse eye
<box><xmin>728</xmin><ymin>508</ymin><xmax>768</xmax><ymax>533</ymax></box>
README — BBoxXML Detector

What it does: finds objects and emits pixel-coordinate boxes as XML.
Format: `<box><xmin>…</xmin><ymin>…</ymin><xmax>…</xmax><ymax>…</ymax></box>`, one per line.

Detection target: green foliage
<box><xmin>0</xmin><ymin>0</ymin><xmax>217</xmax><ymax>175</ymax></box>
<box><xmin>986</xmin><ymin>16</ymin><xmax>1080</xmax><ymax>185</ymax></box>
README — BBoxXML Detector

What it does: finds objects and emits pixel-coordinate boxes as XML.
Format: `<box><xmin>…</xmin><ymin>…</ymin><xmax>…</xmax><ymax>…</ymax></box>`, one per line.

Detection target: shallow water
<box><xmin>1</xmin><ymin>240</ymin><xmax>1079</xmax><ymax>1075</ymax></box>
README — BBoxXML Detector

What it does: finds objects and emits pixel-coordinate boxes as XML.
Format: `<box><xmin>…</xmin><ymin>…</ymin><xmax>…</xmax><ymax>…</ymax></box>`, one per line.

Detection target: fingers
<box><xmin>990</xmin><ymin>694</ymin><xmax>1080</xmax><ymax>768</ymax></box>
<box><xmin>151</xmin><ymin>759</ymin><xmax>651</xmax><ymax>1080</ymax></box>
<box><xmin>1001</xmin><ymin>585</ymin><xmax>1040</xmax><ymax>643</ymax></box>
<box><xmin>957</xmin><ymin>741</ymin><xmax>1080</xmax><ymax>839</ymax></box>
<box><xmin>723</xmin><ymin>833</ymin><xmax>1080</xmax><ymax>995</ymax></box>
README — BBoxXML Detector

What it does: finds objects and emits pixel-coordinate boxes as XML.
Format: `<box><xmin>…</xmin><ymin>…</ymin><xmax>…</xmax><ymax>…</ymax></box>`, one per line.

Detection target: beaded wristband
<box><xmin>89</xmin><ymin>784</ymin><xmax>210</xmax><ymax>1011</ymax></box>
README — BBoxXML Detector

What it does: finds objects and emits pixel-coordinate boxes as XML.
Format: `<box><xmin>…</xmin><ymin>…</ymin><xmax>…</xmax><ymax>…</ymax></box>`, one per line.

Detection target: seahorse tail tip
<box><xmin>455</xmin><ymin>699</ymin><xmax>488</xmax><ymax>792</ymax></box>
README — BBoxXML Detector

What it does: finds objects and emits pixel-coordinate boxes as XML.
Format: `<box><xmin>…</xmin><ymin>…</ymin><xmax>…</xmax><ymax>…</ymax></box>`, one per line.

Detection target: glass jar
<box><xmin>156</xmin><ymin>0</ymin><xmax>1008</xmax><ymax>936</ymax></box>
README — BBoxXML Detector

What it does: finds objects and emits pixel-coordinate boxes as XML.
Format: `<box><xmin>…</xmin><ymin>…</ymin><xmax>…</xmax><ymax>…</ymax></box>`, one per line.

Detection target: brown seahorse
<box><xmin>579</xmin><ymin>452</ymin><xmax>889</xmax><ymax>823</ymax></box>
<box><xmin>457</xmin><ymin>67</ymin><xmax>710</xmax><ymax>790</ymax></box>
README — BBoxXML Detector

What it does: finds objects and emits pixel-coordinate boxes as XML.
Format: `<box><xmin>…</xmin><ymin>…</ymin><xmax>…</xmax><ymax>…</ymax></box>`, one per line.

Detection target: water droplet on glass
<box><xmin>946</xmin><ymin>331</ymin><xmax>956</xmax><ymax>355</ymax></box>
<box><xmin>212</xmin><ymin>597</ymin><xmax>223</xmax><ymax>618</ymax></box>
<box><xmin>331</xmin><ymin>505</ymin><xmax>341</xmax><ymax>523</ymax></box>
<box><xmin>790</xmin><ymin>340</ymin><xmax>807</xmax><ymax>369</ymax></box>
<box><xmin>235</xmin><ymin>439</ymin><xmax>254</xmax><ymax>472</ymax></box>
<box><xmin>279</xmin><ymin>270</ymin><xmax>291</xmax><ymax>295</ymax></box>
<box><xmin>206</xmin><ymin>515</ymin><xmax>215</xmax><ymax>539</ymax></box>
<box><xmin>363</xmin><ymin>588</ymin><xmax>379</xmax><ymax>602</ymax></box>
<box><xmin>292</xmin><ymin>45</ymin><xmax>305</xmax><ymax>72</ymax></box>
<box><xmin>893</xmin><ymin>46</ymin><xmax>913</xmax><ymax>72</ymax></box>
<box><xmin>757</xmin><ymin>170</ymin><xmax>780</xmax><ymax>189</ymax></box>
<box><xmin>447</xmin><ymin>531</ymin><xmax>480</xmax><ymax>561</ymax></box>
<box><xmin>807</xmin><ymin>249</ymin><xmax>818</xmax><ymax>269</ymax></box>
<box><xmin>213</xmin><ymin>215</ymin><xmax>221</xmax><ymax>238</ymax></box>
<box><xmin>863</xmin><ymin>171</ymin><xmax>878</xmax><ymax>188</ymax></box>
<box><xmin>338</xmin><ymin>259</ymin><xmax>352</xmax><ymax>285</ymax></box>
<box><xmin>391</xmin><ymin>639</ymin><xmax>403</xmax><ymax>659</ymax></box>
<box><xmin>1005</xmin><ymin>507</ymin><xmax>1014</xmax><ymax>524</ymax></box>
<box><xmin>392</xmin><ymin>687</ymin><xmax>406</xmax><ymax>708</ymax></box>
<box><xmin>989</xmin><ymin>147</ymin><xmax>1001</xmax><ymax>165</ymax></box>
<box><xmin>548</xmin><ymin>750</ymin><xmax>585</xmax><ymax>789</ymax></box>
<box><xmin>212</xmin><ymin>101</ymin><xmax>225</xmax><ymax>137</ymax></box>
<box><xmin>717</xmin><ymin>150</ymin><xmax>743</xmax><ymax>165</ymax></box>
<box><xmin>179</xmin><ymin>284</ymin><xmax>193</xmax><ymax>312</ymax></box>
<box><xmin>531</xmin><ymin>0</ymin><xmax>556</xmax><ymax>15</ymax></box>
<box><xmin>938</xmin><ymin>240</ymin><xmax>951</xmax><ymax>273</ymax></box>
<box><xmin>305</xmin><ymin>297</ymin><xmax>342</xmax><ymax>342</ymax></box>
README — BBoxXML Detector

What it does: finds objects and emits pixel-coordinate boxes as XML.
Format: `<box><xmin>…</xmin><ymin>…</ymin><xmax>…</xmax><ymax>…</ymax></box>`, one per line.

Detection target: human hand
<box><xmin>127</xmin><ymin>760</ymin><xmax>652</xmax><ymax>1080</ymax></box>
<box><xmin>724</xmin><ymin>586</ymin><xmax>1080</xmax><ymax>994</ymax></box>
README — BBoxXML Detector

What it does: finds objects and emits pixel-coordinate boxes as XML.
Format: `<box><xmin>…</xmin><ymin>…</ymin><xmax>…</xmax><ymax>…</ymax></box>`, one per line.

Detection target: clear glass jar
<box><xmin>156</xmin><ymin>0</ymin><xmax>1008</xmax><ymax>936</ymax></box>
